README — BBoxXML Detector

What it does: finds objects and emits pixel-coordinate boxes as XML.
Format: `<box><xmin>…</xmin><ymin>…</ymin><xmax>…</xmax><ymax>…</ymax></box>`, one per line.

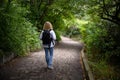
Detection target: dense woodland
<box><xmin>0</xmin><ymin>0</ymin><xmax>120</xmax><ymax>80</ymax></box>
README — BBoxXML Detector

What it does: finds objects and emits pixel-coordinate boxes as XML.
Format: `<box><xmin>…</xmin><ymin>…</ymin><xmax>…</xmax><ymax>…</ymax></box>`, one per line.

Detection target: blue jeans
<box><xmin>44</xmin><ymin>47</ymin><xmax>54</xmax><ymax>67</ymax></box>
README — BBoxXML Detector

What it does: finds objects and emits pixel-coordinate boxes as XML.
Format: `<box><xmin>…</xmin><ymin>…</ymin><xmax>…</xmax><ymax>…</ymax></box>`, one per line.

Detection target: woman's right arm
<box><xmin>51</xmin><ymin>30</ymin><xmax>56</xmax><ymax>40</ymax></box>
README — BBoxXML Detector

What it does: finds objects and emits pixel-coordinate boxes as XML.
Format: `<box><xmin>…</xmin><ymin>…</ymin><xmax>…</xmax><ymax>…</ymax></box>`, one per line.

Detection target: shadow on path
<box><xmin>0</xmin><ymin>37</ymin><xmax>84</xmax><ymax>80</ymax></box>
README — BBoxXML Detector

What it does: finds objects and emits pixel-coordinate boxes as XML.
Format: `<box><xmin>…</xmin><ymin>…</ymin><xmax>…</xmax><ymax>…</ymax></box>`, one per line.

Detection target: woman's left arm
<box><xmin>40</xmin><ymin>31</ymin><xmax>43</xmax><ymax>40</ymax></box>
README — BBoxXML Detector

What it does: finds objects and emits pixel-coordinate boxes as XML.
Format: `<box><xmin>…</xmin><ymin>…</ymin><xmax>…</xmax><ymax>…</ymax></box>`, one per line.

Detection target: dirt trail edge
<box><xmin>0</xmin><ymin>36</ymin><xmax>84</xmax><ymax>80</ymax></box>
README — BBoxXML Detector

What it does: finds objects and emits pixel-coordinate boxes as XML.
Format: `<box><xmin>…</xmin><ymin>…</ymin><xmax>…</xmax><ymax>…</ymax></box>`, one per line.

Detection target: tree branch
<box><xmin>101</xmin><ymin>0</ymin><xmax>120</xmax><ymax>25</ymax></box>
<box><xmin>101</xmin><ymin>16</ymin><xmax>120</xmax><ymax>25</ymax></box>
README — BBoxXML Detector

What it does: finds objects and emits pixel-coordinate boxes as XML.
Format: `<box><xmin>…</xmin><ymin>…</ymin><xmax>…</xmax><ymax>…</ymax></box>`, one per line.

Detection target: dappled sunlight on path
<box><xmin>0</xmin><ymin>37</ymin><xmax>84</xmax><ymax>80</ymax></box>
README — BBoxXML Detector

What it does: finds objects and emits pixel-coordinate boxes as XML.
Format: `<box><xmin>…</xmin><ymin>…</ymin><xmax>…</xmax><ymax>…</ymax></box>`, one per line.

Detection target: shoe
<box><xmin>48</xmin><ymin>66</ymin><xmax>54</xmax><ymax>70</ymax></box>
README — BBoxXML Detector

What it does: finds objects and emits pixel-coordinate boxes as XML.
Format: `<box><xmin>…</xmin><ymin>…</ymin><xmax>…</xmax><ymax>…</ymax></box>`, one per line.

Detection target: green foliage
<box><xmin>89</xmin><ymin>60</ymin><xmax>115</xmax><ymax>80</ymax></box>
<box><xmin>80</xmin><ymin>17</ymin><xmax>120</xmax><ymax>79</ymax></box>
<box><xmin>65</xmin><ymin>26</ymin><xmax>80</xmax><ymax>38</ymax></box>
<box><xmin>63</xmin><ymin>18</ymin><xmax>88</xmax><ymax>40</ymax></box>
<box><xmin>77</xmin><ymin>0</ymin><xmax>120</xmax><ymax>79</ymax></box>
<box><xmin>55</xmin><ymin>30</ymin><xmax>61</xmax><ymax>41</ymax></box>
<box><xmin>0</xmin><ymin>1</ymin><xmax>41</xmax><ymax>56</ymax></box>
<box><xmin>26</xmin><ymin>0</ymin><xmax>85</xmax><ymax>41</ymax></box>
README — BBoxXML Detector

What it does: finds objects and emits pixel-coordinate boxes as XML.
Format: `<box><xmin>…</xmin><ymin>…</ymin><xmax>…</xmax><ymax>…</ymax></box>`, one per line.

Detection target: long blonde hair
<box><xmin>43</xmin><ymin>21</ymin><xmax>53</xmax><ymax>30</ymax></box>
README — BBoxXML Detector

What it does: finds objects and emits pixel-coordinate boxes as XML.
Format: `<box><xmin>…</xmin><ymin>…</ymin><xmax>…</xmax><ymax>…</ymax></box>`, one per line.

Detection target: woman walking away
<box><xmin>40</xmin><ymin>21</ymin><xmax>56</xmax><ymax>70</ymax></box>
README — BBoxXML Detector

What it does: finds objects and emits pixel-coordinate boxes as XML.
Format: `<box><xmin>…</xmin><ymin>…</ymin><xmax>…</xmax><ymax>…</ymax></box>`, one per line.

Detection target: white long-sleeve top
<box><xmin>40</xmin><ymin>30</ymin><xmax>56</xmax><ymax>48</ymax></box>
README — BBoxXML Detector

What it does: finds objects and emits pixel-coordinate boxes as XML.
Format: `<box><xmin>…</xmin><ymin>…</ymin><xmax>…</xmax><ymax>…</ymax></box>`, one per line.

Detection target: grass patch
<box><xmin>87</xmin><ymin>56</ymin><xmax>120</xmax><ymax>80</ymax></box>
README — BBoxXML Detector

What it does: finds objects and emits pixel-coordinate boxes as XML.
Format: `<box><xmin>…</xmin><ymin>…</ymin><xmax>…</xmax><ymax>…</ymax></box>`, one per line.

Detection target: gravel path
<box><xmin>0</xmin><ymin>37</ymin><xmax>84</xmax><ymax>80</ymax></box>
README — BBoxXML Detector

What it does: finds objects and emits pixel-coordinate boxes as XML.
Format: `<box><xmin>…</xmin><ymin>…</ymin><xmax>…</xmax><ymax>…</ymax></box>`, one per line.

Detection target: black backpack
<box><xmin>42</xmin><ymin>30</ymin><xmax>53</xmax><ymax>45</ymax></box>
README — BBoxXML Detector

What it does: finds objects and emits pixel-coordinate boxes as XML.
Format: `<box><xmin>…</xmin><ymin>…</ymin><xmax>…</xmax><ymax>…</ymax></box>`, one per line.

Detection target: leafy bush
<box><xmin>65</xmin><ymin>26</ymin><xmax>80</xmax><ymax>38</ymax></box>
<box><xmin>0</xmin><ymin>1</ymin><xmax>41</xmax><ymax>56</ymax></box>
<box><xmin>55</xmin><ymin>30</ymin><xmax>61</xmax><ymax>41</ymax></box>
<box><xmin>80</xmin><ymin>20</ymin><xmax>120</xmax><ymax>79</ymax></box>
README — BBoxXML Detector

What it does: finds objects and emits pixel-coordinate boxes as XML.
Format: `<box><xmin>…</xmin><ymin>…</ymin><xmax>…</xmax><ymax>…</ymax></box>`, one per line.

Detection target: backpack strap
<box><xmin>49</xmin><ymin>29</ymin><xmax>54</xmax><ymax>46</ymax></box>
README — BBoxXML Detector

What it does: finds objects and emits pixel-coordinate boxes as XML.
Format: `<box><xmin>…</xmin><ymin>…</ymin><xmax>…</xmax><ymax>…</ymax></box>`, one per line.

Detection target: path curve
<box><xmin>0</xmin><ymin>37</ymin><xmax>84</xmax><ymax>80</ymax></box>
